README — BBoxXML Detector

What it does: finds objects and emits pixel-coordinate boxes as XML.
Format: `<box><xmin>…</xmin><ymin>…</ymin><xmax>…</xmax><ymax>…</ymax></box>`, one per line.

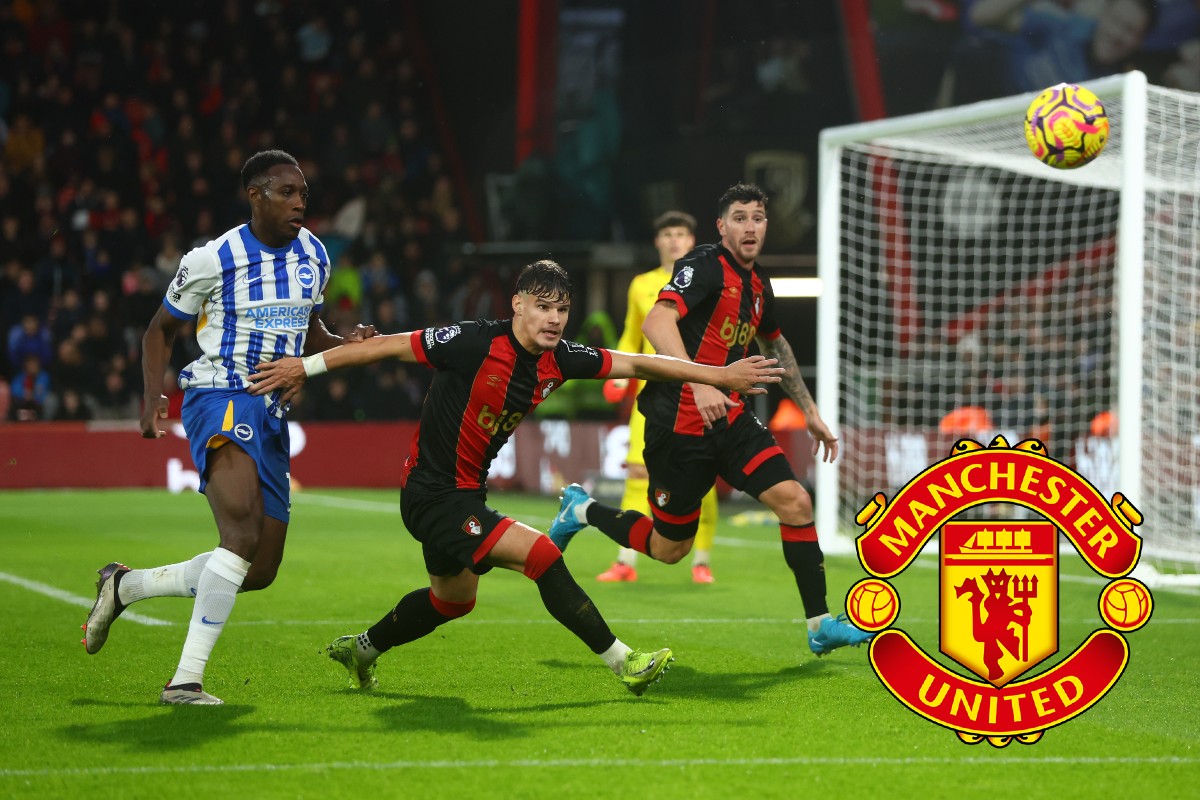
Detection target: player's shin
<box><xmin>531</xmin><ymin>553</ymin><xmax>618</xmax><ymax>655</ymax></box>
<box><xmin>169</xmin><ymin>547</ymin><xmax>249</xmax><ymax>688</ymax></box>
<box><xmin>781</xmin><ymin>523</ymin><xmax>830</xmax><ymax>630</ymax></box>
<box><xmin>365</xmin><ymin>588</ymin><xmax>474</xmax><ymax>653</ymax></box>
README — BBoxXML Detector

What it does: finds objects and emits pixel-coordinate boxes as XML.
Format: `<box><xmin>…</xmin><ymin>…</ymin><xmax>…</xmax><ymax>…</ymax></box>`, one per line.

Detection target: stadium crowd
<box><xmin>0</xmin><ymin>0</ymin><xmax>513</xmax><ymax>424</ymax></box>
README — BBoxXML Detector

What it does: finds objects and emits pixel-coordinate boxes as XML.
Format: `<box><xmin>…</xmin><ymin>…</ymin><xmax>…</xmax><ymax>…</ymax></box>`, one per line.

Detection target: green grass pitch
<box><xmin>0</xmin><ymin>488</ymin><xmax>1197</xmax><ymax>799</ymax></box>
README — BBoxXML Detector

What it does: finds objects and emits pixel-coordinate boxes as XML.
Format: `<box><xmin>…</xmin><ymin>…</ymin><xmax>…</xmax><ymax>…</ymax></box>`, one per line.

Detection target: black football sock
<box><xmin>534</xmin><ymin>558</ymin><xmax>617</xmax><ymax>653</ymax></box>
<box><xmin>366</xmin><ymin>588</ymin><xmax>454</xmax><ymax>653</ymax></box>
<box><xmin>782</xmin><ymin>528</ymin><xmax>829</xmax><ymax>619</ymax></box>
<box><xmin>586</xmin><ymin>502</ymin><xmax>654</xmax><ymax>556</ymax></box>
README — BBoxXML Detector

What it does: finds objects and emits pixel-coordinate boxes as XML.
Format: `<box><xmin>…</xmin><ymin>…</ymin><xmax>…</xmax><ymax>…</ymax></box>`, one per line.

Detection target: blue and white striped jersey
<box><xmin>163</xmin><ymin>224</ymin><xmax>330</xmax><ymax>417</ymax></box>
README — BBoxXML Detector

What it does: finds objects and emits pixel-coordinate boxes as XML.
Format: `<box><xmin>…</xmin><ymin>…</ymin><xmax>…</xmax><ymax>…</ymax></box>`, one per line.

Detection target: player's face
<box><xmin>717</xmin><ymin>201</ymin><xmax>768</xmax><ymax>267</ymax></box>
<box><xmin>511</xmin><ymin>292</ymin><xmax>571</xmax><ymax>352</ymax></box>
<box><xmin>655</xmin><ymin>225</ymin><xmax>695</xmax><ymax>267</ymax></box>
<box><xmin>248</xmin><ymin>164</ymin><xmax>309</xmax><ymax>247</ymax></box>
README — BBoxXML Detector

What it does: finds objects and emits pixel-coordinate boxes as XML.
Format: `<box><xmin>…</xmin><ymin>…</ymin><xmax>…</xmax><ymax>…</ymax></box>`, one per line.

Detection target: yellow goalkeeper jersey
<box><xmin>617</xmin><ymin>265</ymin><xmax>673</xmax><ymax>359</ymax></box>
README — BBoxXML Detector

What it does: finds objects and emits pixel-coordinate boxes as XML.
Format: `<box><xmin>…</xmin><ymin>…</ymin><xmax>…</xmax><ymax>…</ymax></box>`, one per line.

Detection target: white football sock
<box><xmin>170</xmin><ymin>547</ymin><xmax>250</xmax><ymax>687</ymax></box>
<box><xmin>616</xmin><ymin>547</ymin><xmax>638</xmax><ymax>567</ymax></box>
<box><xmin>807</xmin><ymin>612</ymin><xmax>832</xmax><ymax>633</ymax></box>
<box><xmin>118</xmin><ymin>553</ymin><xmax>212</xmax><ymax>606</ymax></box>
<box><xmin>356</xmin><ymin>632</ymin><xmax>381</xmax><ymax>663</ymax></box>
<box><xmin>600</xmin><ymin>638</ymin><xmax>632</xmax><ymax>674</ymax></box>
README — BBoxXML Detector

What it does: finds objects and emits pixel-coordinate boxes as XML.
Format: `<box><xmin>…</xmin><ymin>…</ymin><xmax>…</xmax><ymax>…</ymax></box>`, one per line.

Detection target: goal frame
<box><xmin>815</xmin><ymin>71</ymin><xmax>1148</xmax><ymax>547</ymax></box>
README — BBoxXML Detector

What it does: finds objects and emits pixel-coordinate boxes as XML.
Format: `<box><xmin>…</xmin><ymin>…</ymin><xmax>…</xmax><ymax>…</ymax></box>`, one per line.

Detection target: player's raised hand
<box><xmin>722</xmin><ymin>355</ymin><xmax>783</xmax><ymax>395</ymax></box>
<box><xmin>139</xmin><ymin>395</ymin><xmax>169</xmax><ymax>439</ymax></box>
<box><xmin>248</xmin><ymin>356</ymin><xmax>307</xmax><ymax>403</ymax></box>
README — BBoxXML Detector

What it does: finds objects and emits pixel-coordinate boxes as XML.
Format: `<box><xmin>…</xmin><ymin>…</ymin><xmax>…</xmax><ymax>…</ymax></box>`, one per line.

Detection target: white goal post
<box><xmin>816</xmin><ymin>71</ymin><xmax>1200</xmax><ymax>585</ymax></box>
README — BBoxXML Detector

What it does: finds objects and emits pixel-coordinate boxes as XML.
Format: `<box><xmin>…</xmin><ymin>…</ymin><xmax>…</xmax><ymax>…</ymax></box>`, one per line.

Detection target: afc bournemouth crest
<box><xmin>462</xmin><ymin>516</ymin><xmax>483</xmax><ymax>536</ymax></box>
<box><xmin>654</xmin><ymin>488</ymin><xmax>670</xmax><ymax>508</ymax></box>
<box><xmin>847</xmin><ymin>437</ymin><xmax>1151</xmax><ymax>747</ymax></box>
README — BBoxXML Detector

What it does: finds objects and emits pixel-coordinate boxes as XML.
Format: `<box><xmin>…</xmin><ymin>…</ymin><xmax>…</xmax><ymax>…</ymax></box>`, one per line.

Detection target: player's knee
<box><xmin>241</xmin><ymin>563</ymin><xmax>278</xmax><ymax>591</ymax></box>
<box><xmin>523</xmin><ymin>535</ymin><xmax>562</xmax><ymax>580</ymax></box>
<box><xmin>430</xmin><ymin>590</ymin><xmax>476</xmax><ymax>619</ymax></box>
<box><xmin>653</xmin><ymin>536</ymin><xmax>691</xmax><ymax>565</ymax></box>
<box><xmin>772</xmin><ymin>483</ymin><xmax>813</xmax><ymax>523</ymax></box>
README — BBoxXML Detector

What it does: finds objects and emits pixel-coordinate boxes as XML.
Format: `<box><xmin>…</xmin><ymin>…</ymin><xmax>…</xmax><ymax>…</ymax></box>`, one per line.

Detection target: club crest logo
<box><xmin>296</xmin><ymin>263</ymin><xmax>316</xmax><ymax>289</ymax></box>
<box><xmin>462</xmin><ymin>516</ymin><xmax>483</xmax><ymax>536</ymax></box>
<box><xmin>849</xmin><ymin>436</ymin><xmax>1150</xmax><ymax>747</ymax></box>
<box><xmin>537</xmin><ymin>379</ymin><xmax>559</xmax><ymax>399</ymax></box>
<box><xmin>753</xmin><ymin>292</ymin><xmax>763</xmax><ymax>318</ymax></box>
<box><xmin>654</xmin><ymin>489</ymin><xmax>670</xmax><ymax>508</ymax></box>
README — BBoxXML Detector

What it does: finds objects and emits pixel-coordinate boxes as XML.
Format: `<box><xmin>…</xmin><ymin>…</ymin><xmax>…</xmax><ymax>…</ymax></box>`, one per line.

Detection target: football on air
<box><xmin>1024</xmin><ymin>82</ymin><xmax>1109</xmax><ymax>169</ymax></box>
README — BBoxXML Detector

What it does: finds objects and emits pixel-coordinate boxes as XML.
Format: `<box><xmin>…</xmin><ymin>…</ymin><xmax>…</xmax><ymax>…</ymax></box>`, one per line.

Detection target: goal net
<box><xmin>816</xmin><ymin>71</ymin><xmax>1200</xmax><ymax>585</ymax></box>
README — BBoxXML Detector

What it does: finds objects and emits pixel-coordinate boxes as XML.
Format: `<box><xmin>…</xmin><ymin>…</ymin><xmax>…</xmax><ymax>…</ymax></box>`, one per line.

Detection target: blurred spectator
<box><xmin>4</xmin><ymin>112</ymin><xmax>44</xmax><ymax>176</ymax></box>
<box><xmin>8</xmin><ymin>313</ymin><xmax>52</xmax><ymax>369</ymax></box>
<box><xmin>92</xmin><ymin>367</ymin><xmax>138</xmax><ymax>420</ymax></box>
<box><xmin>10</xmin><ymin>353</ymin><xmax>51</xmax><ymax>421</ymax></box>
<box><xmin>964</xmin><ymin>0</ymin><xmax>1156</xmax><ymax>97</ymax></box>
<box><xmin>313</xmin><ymin>375</ymin><xmax>360</xmax><ymax>421</ymax></box>
<box><xmin>51</xmin><ymin>338</ymin><xmax>92</xmax><ymax>397</ymax></box>
<box><xmin>52</xmin><ymin>387</ymin><xmax>93</xmax><ymax>421</ymax></box>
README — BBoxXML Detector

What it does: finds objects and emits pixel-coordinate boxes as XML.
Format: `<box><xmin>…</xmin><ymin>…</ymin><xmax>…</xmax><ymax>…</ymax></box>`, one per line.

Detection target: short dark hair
<box><xmin>515</xmin><ymin>259</ymin><xmax>572</xmax><ymax>303</ymax></box>
<box><xmin>653</xmin><ymin>210</ymin><xmax>696</xmax><ymax>235</ymax></box>
<box><xmin>241</xmin><ymin>150</ymin><xmax>299</xmax><ymax>190</ymax></box>
<box><xmin>718</xmin><ymin>183</ymin><xmax>768</xmax><ymax>218</ymax></box>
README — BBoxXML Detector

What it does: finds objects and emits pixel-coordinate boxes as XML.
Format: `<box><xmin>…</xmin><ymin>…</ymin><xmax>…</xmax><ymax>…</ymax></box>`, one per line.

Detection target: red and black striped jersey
<box><xmin>401</xmin><ymin>319</ymin><xmax>613</xmax><ymax>492</ymax></box>
<box><xmin>639</xmin><ymin>243</ymin><xmax>782</xmax><ymax>437</ymax></box>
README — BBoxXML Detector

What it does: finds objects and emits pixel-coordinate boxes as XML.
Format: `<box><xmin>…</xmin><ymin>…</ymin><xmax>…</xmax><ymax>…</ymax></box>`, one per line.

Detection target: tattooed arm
<box><xmin>756</xmin><ymin>334</ymin><xmax>839</xmax><ymax>463</ymax></box>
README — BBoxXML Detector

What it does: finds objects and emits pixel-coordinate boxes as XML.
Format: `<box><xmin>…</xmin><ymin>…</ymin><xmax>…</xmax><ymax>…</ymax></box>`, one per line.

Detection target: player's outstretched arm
<box><xmin>756</xmin><ymin>333</ymin><xmax>839</xmax><ymax>463</ymax></box>
<box><xmin>247</xmin><ymin>331</ymin><xmax>419</xmax><ymax>400</ymax></box>
<box><xmin>607</xmin><ymin>351</ymin><xmax>782</xmax><ymax>395</ymax></box>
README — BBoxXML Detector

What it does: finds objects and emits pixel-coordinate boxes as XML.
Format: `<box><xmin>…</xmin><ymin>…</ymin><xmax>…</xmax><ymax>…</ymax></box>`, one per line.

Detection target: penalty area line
<box><xmin>2</xmin><ymin>754</ymin><xmax>1196</xmax><ymax>778</ymax></box>
<box><xmin>0</xmin><ymin>571</ymin><xmax>171</xmax><ymax>627</ymax></box>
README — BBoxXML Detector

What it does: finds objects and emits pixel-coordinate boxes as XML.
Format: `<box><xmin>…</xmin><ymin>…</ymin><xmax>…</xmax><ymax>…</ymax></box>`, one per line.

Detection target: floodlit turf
<box><xmin>1</xmin><ymin>488</ymin><xmax>1197</xmax><ymax>799</ymax></box>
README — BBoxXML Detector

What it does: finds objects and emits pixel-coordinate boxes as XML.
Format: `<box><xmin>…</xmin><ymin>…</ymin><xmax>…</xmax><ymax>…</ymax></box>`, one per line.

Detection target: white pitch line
<box><xmin>1</xmin><ymin>754</ymin><xmax>1195</xmax><ymax>779</ymax></box>
<box><xmin>0</xmin><ymin>571</ymin><xmax>171</xmax><ymax>627</ymax></box>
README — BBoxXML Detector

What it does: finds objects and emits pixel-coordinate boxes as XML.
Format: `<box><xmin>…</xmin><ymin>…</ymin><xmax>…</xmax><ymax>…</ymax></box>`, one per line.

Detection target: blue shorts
<box><xmin>182</xmin><ymin>389</ymin><xmax>292</xmax><ymax>523</ymax></box>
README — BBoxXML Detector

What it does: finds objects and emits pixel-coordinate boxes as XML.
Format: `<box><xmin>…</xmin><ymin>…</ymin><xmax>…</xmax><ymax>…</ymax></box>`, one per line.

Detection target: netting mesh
<box><xmin>830</xmin><ymin>82</ymin><xmax>1200</xmax><ymax>572</ymax></box>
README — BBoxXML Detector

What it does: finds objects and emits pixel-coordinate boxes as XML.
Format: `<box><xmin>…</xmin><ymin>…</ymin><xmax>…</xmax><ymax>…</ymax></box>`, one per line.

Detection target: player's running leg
<box><xmin>160</xmin><ymin>446</ymin><xmax>259</xmax><ymax>705</ymax></box>
<box><xmin>758</xmin><ymin>479</ymin><xmax>872</xmax><ymax>655</ymax></box>
<box><xmin>492</xmin><ymin>522</ymin><xmax>673</xmax><ymax>695</ymax></box>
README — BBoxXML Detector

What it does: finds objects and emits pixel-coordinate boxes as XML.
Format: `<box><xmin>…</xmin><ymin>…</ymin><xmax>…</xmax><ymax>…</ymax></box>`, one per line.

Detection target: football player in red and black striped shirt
<box><xmin>249</xmin><ymin>259</ymin><xmax>782</xmax><ymax>694</ymax></box>
<box><xmin>549</xmin><ymin>184</ymin><xmax>873</xmax><ymax>657</ymax></box>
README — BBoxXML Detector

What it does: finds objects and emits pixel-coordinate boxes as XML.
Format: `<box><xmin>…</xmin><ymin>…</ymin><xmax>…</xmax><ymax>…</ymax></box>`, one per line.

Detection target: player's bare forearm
<box><xmin>140</xmin><ymin>306</ymin><xmax>184</xmax><ymax>438</ymax></box>
<box><xmin>249</xmin><ymin>332</ymin><xmax>416</xmax><ymax>395</ymax></box>
<box><xmin>609</xmin><ymin>351</ymin><xmax>781</xmax><ymax>395</ymax></box>
<box><xmin>757</xmin><ymin>335</ymin><xmax>816</xmax><ymax>412</ymax></box>
<box><xmin>758</xmin><ymin>334</ymin><xmax>839</xmax><ymax>462</ymax></box>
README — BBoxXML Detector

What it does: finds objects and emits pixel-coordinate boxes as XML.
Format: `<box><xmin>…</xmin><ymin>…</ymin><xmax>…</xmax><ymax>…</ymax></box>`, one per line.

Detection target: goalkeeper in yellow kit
<box><xmin>598</xmin><ymin>211</ymin><xmax>719</xmax><ymax>584</ymax></box>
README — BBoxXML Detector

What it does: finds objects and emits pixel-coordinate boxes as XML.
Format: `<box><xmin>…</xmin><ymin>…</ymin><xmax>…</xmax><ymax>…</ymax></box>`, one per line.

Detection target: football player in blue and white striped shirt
<box><xmin>82</xmin><ymin>150</ymin><xmax>374</xmax><ymax>705</ymax></box>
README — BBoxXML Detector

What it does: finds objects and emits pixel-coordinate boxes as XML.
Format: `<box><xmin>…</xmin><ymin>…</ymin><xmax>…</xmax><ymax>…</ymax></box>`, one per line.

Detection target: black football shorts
<box><xmin>642</xmin><ymin>411</ymin><xmax>796</xmax><ymax>540</ymax></box>
<box><xmin>400</xmin><ymin>487</ymin><xmax>514</xmax><ymax>577</ymax></box>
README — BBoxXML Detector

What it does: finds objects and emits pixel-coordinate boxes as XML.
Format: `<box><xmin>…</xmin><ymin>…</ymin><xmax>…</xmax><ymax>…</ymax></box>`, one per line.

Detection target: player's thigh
<box><xmin>643</xmin><ymin>431</ymin><xmax>716</xmax><ymax>541</ymax></box>
<box><xmin>481</xmin><ymin>521</ymin><xmax>548</xmax><ymax>572</ymax></box>
<box><xmin>400</xmin><ymin>488</ymin><xmax>514</xmax><ymax>577</ymax></box>
<box><xmin>183</xmin><ymin>389</ymin><xmax>292</xmax><ymax>525</ymax></box>
<box><xmin>203</xmin><ymin>443</ymin><xmax>264</xmax><ymax>558</ymax></box>
<box><xmin>716</xmin><ymin>413</ymin><xmax>798</xmax><ymax>499</ymax></box>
